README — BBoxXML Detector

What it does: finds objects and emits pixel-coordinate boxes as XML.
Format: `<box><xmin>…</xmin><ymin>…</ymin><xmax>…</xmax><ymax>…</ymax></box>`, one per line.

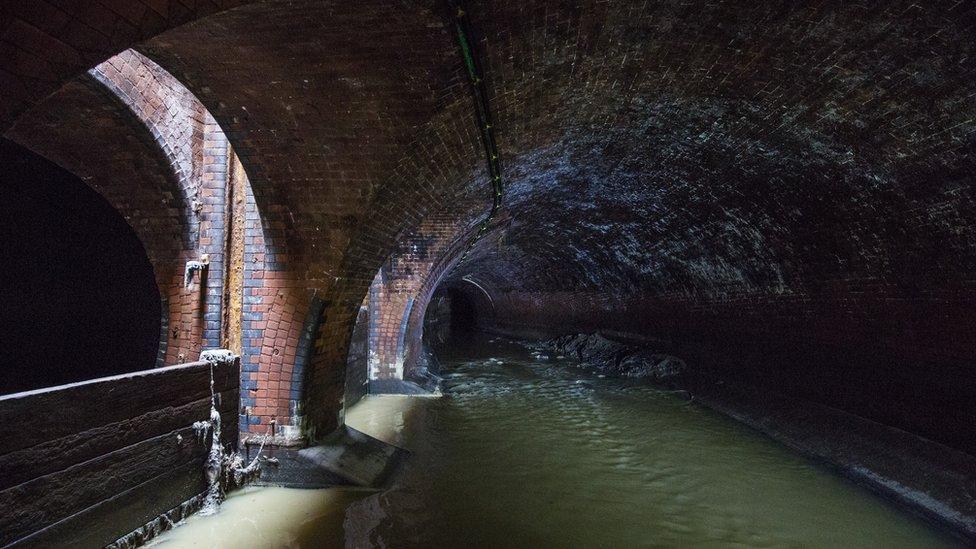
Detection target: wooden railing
<box><xmin>0</xmin><ymin>357</ymin><xmax>239</xmax><ymax>547</ymax></box>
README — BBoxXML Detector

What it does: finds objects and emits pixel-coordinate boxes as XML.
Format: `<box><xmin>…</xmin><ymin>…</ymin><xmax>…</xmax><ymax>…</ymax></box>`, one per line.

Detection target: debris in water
<box><xmin>198</xmin><ymin>353</ymin><xmax>267</xmax><ymax>516</ymax></box>
<box><xmin>110</xmin><ymin>351</ymin><xmax>264</xmax><ymax>546</ymax></box>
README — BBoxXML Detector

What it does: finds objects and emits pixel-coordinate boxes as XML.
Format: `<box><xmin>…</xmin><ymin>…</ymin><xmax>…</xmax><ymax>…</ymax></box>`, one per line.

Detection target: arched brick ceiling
<box><xmin>5</xmin><ymin>56</ymin><xmax>240</xmax><ymax>368</ymax></box>
<box><xmin>136</xmin><ymin>0</ymin><xmax>485</xmax><ymax>296</ymax></box>
<box><xmin>130</xmin><ymin>0</ymin><xmax>489</xmax><ymax>433</ymax></box>
<box><xmin>2</xmin><ymin>0</ymin><xmax>973</xmax><ymax>445</ymax></box>
<box><xmin>90</xmin><ymin>49</ymin><xmax>210</xmax><ymax>222</ymax></box>
<box><xmin>424</xmin><ymin>0</ymin><xmax>976</xmax><ymax>453</ymax></box>
<box><xmin>445</xmin><ymin>0</ymin><xmax>976</xmax><ymax>298</ymax></box>
<box><xmin>0</xmin><ymin>0</ymin><xmax>253</xmax><ymax>130</ymax></box>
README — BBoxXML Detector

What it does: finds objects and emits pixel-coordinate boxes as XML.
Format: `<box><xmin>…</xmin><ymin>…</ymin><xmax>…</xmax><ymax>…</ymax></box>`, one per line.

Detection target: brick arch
<box><xmin>343</xmin><ymin>193</ymin><xmax>515</xmax><ymax>396</ymax></box>
<box><xmin>134</xmin><ymin>0</ymin><xmax>487</xmax><ymax>440</ymax></box>
<box><xmin>431</xmin><ymin>0</ymin><xmax>976</xmax><ymax>455</ymax></box>
<box><xmin>399</xmin><ymin>223</ymin><xmax>496</xmax><ymax>377</ymax></box>
<box><xmin>5</xmin><ymin>47</ymin><xmax>262</xmax><ymax>372</ymax></box>
<box><xmin>88</xmin><ymin>49</ymin><xmax>240</xmax><ymax>365</ymax></box>
<box><xmin>86</xmin><ymin>50</ymin><xmax>304</xmax><ymax>443</ymax></box>
<box><xmin>271</xmin><ymin>0</ymin><xmax>976</xmax><ymax>454</ymax></box>
<box><xmin>10</xmin><ymin>0</ymin><xmax>972</xmax><ymax>454</ymax></box>
<box><xmin>352</xmin><ymin>211</ymin><xmax>482</xmax><ymax>390</ymax></box>
<box><xmin>337</xmin><ymin>175</ymin><xmax>505</xmax><ymax>396</ymax></box>
<box><xmin>0</xmin><ymin>0</ymin><xmax>255</xmax><ymax>131</ymax></box>
<box><xmin>89</xmin><ymin>51</ymin><xmax>206</xmax><ymax>247</ymax></box>
<box><xmin>6</xmin><ymin>75</ymin><xmax>192</xmax><ymax>367</ymax></box>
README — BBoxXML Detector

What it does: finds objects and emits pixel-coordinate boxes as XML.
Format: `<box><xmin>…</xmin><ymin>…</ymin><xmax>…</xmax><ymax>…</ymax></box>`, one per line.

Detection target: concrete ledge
<box><xmin>253</xmin><ymin>426</ymin><xmax>408</xmax><ymax>490</ymax></box>
<box><xmin>696</xmin><ymin>381</ymin><xmax>976</xmax><ymax>544</ymax></box>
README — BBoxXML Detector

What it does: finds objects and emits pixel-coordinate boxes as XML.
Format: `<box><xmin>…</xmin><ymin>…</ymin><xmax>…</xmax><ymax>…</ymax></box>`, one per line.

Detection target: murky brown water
<box><xmin>143</xmin><ymin>486</ymin><xmax>365</xmax><ymax>548</ymax></box>
<box><xmin>149</xmin><ymin>338</ymin><xmax>962</xmax><ymax>548</ymax></box>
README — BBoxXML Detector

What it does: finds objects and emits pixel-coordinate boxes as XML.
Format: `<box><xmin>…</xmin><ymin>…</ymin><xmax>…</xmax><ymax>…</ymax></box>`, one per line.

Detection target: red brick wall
<box><xmin>399</xmin><ymin>218</ymin><xmax>486</xmax><ymax>378</ymax></box>
<box><xmin>136</xmin><ymin>0</ymin><xmax>486</xmax><ymax>438</ymax></box>
<box><xmin>88</xmin><ymin>50</ymin><xmax>312</xmax><ymax>440</ymax></box>
<box><xmin>91</xmin><ymin>50</ymin><xmax>228</xmax><ymax>364</ymax></box>
<box><xmin>240</xmin><ymin>251</ymin><xmax>310</xmax><ymax>438</ymax></box>
<box><xmin>359</xmin><ymin>209</ymin><xmax>486</xmax><ymax>384</ymax></box>
<box><xmin>6</xmin><ymin>48</ymin><xmax>309</xmax><ymax>441</ymax></box>
<box><xmin>365</xmin><ymin>213</ymin><xmax>473</xmax><ymax>381</ymax></box>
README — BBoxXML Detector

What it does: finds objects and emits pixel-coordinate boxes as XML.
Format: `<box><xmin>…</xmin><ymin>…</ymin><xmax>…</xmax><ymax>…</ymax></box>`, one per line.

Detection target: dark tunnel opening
<box><xmin>423</xmin><ymin>285</ymin><xmax>483</xmax><ymax>350</ymax></box>
<box><xmin>0</xmin><ymin>138</ymin><xmax>161</xmax><ymax>394</ymax></box>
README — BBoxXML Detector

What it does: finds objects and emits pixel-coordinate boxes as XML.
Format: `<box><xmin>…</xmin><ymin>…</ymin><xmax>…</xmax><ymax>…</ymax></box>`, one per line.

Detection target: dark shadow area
<box><xmin>344</xmin><ymin>303</ymin><xmax>370</xmax><ymax>408</ymax></box>
<box><xmin>0</xmin><ymin>138</ymin><xmax>161</xmax><ymax>394</ymax></box>
<box><xmin>423</xmin><ymin>286</ymin><xmax>480</xmax><ymax>351</ymax></box>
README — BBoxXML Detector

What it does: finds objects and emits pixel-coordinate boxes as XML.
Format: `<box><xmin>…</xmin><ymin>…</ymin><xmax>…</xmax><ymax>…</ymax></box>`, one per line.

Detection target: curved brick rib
<box><xmin>0</xmin><ymin>1</ymin><xmax>254</xmax><ymax>131</ymax></box>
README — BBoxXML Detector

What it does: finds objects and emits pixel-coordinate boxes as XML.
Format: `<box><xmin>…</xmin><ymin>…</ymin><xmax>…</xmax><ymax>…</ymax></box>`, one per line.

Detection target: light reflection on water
<box><xmin>149</xmin><ymin>337</ymin><xmax>962</xmax><ymax>548</ymax></box>
<box><xmin>346</xmin><ymin>338</ymin><xmax>959</xmax><ymax>548</ymax></box>
<box><xmin>143</xmin><ymin>485</ymin><xmax>364</xmax><ymax>548</ymax></box>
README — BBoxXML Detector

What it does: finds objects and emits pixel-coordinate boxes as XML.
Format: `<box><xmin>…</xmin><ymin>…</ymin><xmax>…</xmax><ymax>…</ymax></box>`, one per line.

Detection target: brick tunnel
<box><xmin>1</xmin><ymin>1</ymin><xmax>974</xmax><ymax>546</ymax></box>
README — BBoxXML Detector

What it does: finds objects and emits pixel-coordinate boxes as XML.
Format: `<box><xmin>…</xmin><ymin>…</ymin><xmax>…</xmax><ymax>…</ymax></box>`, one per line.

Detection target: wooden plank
<box><xmin>0</xmin><ymin>359</ymin><xmax>238</xmax><ymax>455</ymax></box>
<box><xmin>10</xmin><ymin>461</ymin><xmax>206</xmax><ymax>548</ymax></box>
<box><xmin>0</xmin><ymin>414</ymin><xmax>237</xmax><ymax>547</ymax></box>
<box><xmin>0</xmin><ymin>388</ymin><xmax>237</xmax><ymax>491</ymax></box>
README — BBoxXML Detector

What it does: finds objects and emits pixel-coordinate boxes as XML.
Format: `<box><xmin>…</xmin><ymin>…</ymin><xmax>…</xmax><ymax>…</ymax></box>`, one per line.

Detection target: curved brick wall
<box><xmin>142</xmin><ymin>0</ymin><xmax>976</xmax><ymax>447</ymax></box>
<box><xmin>134</xmin><ymin>0</ymin><xmax>486</xmax><ymax>438</ymax></box>
<box><xmin>8</xmin><ymin>51</ymin><xmax>231</xmax><ymax>368</ymax></box>
<box><xmin>1</xmin><ymin>0</ymin><xmax>973</xmax><ymax>454</ymax></box>
<box><xmin>365</xmin><ymin>211</ymin><xmax>480</xmax><ymax>383</ymax></box>
<box><xmin>336</xmin><ymin>0</ymin><xmax>976</xmax><ymax>456</ymax></box>
<box><xmin>435</xmin><ymin>0</ymin><xmax>976</xmax><ymax>454</ymax></box>
<box><xmin>7</xmin><ymin>48</ymin><xmax>309</xmax><ymax>440</ymax></box>
<box><xmin>0</xmin><ymin>0</ymin><xmax>253</xmax><ymax>130</ymax></box>
<box><xmin>92</xmin><ymin>50</ymin><xmax>230</xmax><ymax>365</ymax></box>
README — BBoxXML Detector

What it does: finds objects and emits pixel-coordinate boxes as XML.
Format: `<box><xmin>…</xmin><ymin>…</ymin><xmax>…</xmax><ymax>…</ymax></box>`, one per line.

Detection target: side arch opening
<box><xmin>0</xmin><ymin>139</ymin><xmax>161</xmax><ymax>394</ymax></box>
